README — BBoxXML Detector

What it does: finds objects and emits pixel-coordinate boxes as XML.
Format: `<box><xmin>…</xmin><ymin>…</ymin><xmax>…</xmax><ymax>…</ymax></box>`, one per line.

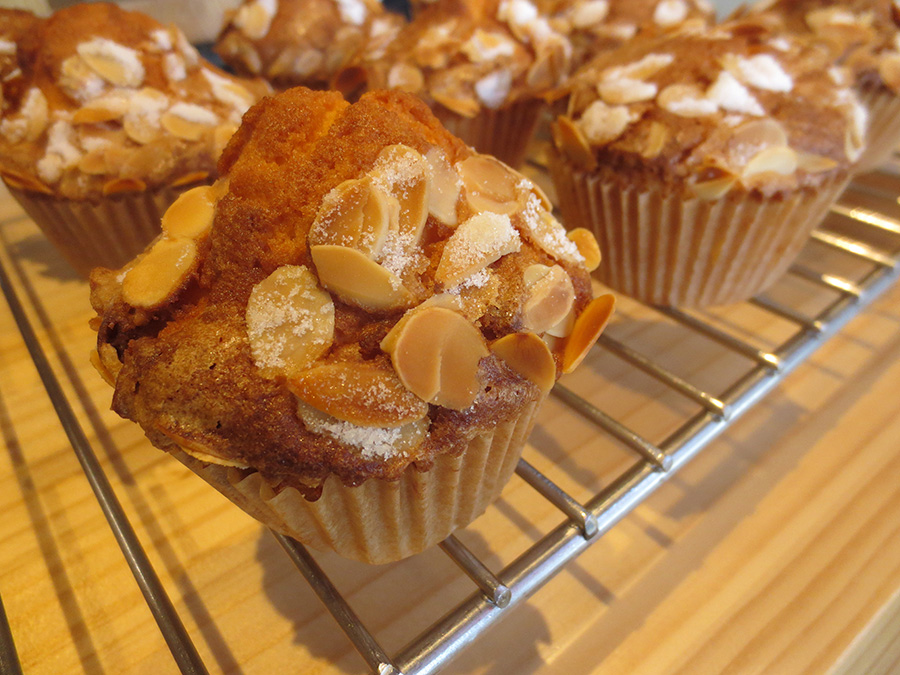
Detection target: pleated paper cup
<box><xmin>434</xmin><ymin>98</ymin><xmax>545</xmax><ymax>168</ymax></box>
<box><xmin>549</xmin><ymin>152</ymin><xmax>850</xmax><ymax>307</ymax></box>
<box><xmin>853</xmin><ymin>81</ymin><xmax>900</xmax><ymax>173</ymax></box>
<box><xmin>171</xmin><ymin>397</ymin><xmax>542</xmax><ymax>565</ymax></box>
<box><xmin>3</xmin><ymin>181</ymin><xmax>204</xmax><ymax>278</ymax></box>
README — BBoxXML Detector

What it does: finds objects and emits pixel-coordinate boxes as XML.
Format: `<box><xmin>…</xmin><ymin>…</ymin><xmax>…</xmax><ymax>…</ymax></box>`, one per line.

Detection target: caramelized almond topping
<box><xmin>796</xmin><ymin>152</ymin><xmax>839</xmax><ymax>174</ymax></box>
<box><xmin>102</xmin><ymin>178</ymin><xmax>146</xmax><ymax>195</ymax></box>
<box><xmin>309</xmin><ymin>178</ymin><xmax>396</xmax><ymax>258</ymax></box>
<box><xmin>742</xmin><ymin>145</ymin><xmax>798</xmax><ymax>178</ymax></box>
<box><xmin>424</xmin><ymin>146</ymin><xmax>461</xmax><ymax>227</ymax></box>
<box><xmin>491</xmin><ymin>332</ymin><xmax>556</xmax><ymax>393</ymax></box>
<box><xmin>522</xmin><ymin>264</ymin><xmax>576</xmax><ymax>334</ymax></box>
<box><xmin>383</xmin><ymin>306</ymin><xmax>488</xmax><ymax>410</ymax></box>
<box><xmin>155</xmin><ymin>425</ymin><xmax>248</xmax><ymax>468</ymax></box>
<box><xmin>171</xmin><ymin>171</ymin><xmax>210</xmax><ymax>187</ymax></box>
<box><xmin>436</xmin><ymin>212</ymin><xmax>521</xmax><ymax>288</ymax></box>
<box><xmin>562</xmin><ymin>294</ymin><xmax>615</xmax><ymax>374</ymax></box>
<box><xmin>371</xmin><ymin>145</ymin><xmax>431</xmax><ymax>245</ymax></box>
<box><xmin>72</xmin><ymin>107</ymin><xmax>122</xmax><ymax>125</ymax></box>
<box><xmin>310</xmin><ymin>244</ymin><xmax>414</xmax><ymax>311</ymax></box>
<box><xmin>566</xmin><ymin>229</ymin><xmax>601</xmax><ymax>271</ymax></box>
<box><xmin>552</xmin><ymin>116</ymin><xmax>597</xmax><ymax>171</ymax></box>
<box><xmin>457</xmin><ymin>154</ymin><xmax>522</xmax><ymax>215</ymax></box>
<box><xmin>161</xmin><ymin>185</ymin><xmax>217</xmax><ymax>240</ymax></box>
<box><xmin>691</xmin><ymin>176</ymin><xmax>736</xmax><ymax>200</ymax></box>
<box><xmin>288</xmin><ymin>361</ymin><xmax>429</xmax><ymax>427</ymax></box>
<box><xmin>161</xmin><ymin>107</ymin><xmax>217</xmax><ymax>141</ymax></box>
<box><xmin>245</xmin><ymin>265</ymin><xmax>335</xmax><ymax>379</ymax></box>
<box><xmin>1</xmin><ymin>169</ymin><xmax>53</xmax><ymax>194</ymax></box>
<box><xmin>122</xmin><ymin>237</ymin><xmax>197</xmax><ymax>308</ymax></box>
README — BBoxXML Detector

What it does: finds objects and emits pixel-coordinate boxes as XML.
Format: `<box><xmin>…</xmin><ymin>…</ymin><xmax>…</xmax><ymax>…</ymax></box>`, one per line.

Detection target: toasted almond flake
<box><xmin>577</xmin><ymin>99</ymin><xmax>635</xmax><ymax>145</ymax></box>
<box><xmin>520</xmin><ymin>198</ymin><xmax>584</xmax><ymax>264</ymax></box>
<box><xmin>161</xmin><ymin>103</ymin><xmax>218</xmax><ymax>141</ymax></box>
<box><xmin>707</xmin><ymin>70</ymin><xmax>764</xmax><ymax>116</ymax></box>
<box><xmin>171</xmin><ymin>171</ymin><xmax>210</xmax><ymax>187</ymax></box>
<box><xmin>371</xmin><ymin>145</ymin><xmax>432</xmax><ymax>246</ymax></box>
<box><xmin>161</xmin><ymin>186</ymin><xmax>217</xmax><ymax>239</ymax></box>
<box><xmin>457</xmin><ymin>154</ymin><xmax>522</xmax><ymax>215</ymax></box>
<box><xmin>474</xmin><ymin>70</ymin><xmax>512</xmax><ymax>109</ymax></box>
<box><xmin>879</xmin><ymin>53</ymin><xmax>900</xmax><ymax>93</ymax></box>
<box><xmin>522</xmin><ymin>264</ymin><xmax>576</xmax><ymax>333</ymax></box>
<box><xmin>72</xmin><ymin>107</ymin><xmax>122</xmax><ymax>124</ymax></box>
<box><xmin>245</xmin><ymin>265</ymin><xmax>335</xmax><ymax>378</ymax></box>
<box><xmin>388</xmin><ymin>62</ymin><xmax>425</xmax><ymax>92</ymax></box>
<box><xmin>383</xmin><ymin>306</ymin><xmax>488</xmax><ymax>410</ymax></box>
<box><xmin>59</xmin><ymin>55</ymin><xmax>106</xmax><ymax>103</ymax></box>
<box><xmin>309</xmin><ymin>178</ymin><xmax>396</xmax><ymax>258</ymax></box>
<box><xmin>432</xmin><ymin>90</ymin><xmax>481</xmax><ymax>118</ymax></box>
<box><xmin>311</xmin><ymin>244</ymin><xmax>414</xmax><ymax>311</ymax></box>
<box><xmin>77</xmin><ymin>37</ymin><xmax>145</xmax><ymax>88</ymax></box>
<box><xmin>561</xmin><ymin>294</ymin><xmax>615</xmax><ymax>373</ymax></box>
<box><xmin>78</xmin><ymin>150</ymin><xmax>108</xmax><ymax>175</ymax></box>
<box><xmin>658</xmin><ymin>84</ymin><xmax>717</xmax><ymax>117</ymax></box>
<box><xmin>0</xmin><ymin>169</ymin><xmax>52</xmax><ymax>194</ymax></box>
<box><xmin>571</xmin><ymin>0</ymin><xmax>610</xmax><ymax>28</ymax></box>
<box><xmin>654</xmin><ymin>0</ymin><xmax>688</xmax><ymax>25</ymax></box>
<box><xmin>103</xmin><ymin>178</ymin><xmax>146</xmax><ymax>195</ymax></box>
<box><xmin>552</xmin><ymin>116</ymin><xmax>597</xmax><ymax>171</ymax></box>
<box><xmin>288</xmin><ymin>361</ymin><xmax>429</xmax><ymax>427</ymax></box>
<box><xmin>436</xmin><ymin>212</ymin><xmax>521</xmax><ymax>288</ymax></box>
<box><xmin>491</xmin><ymin>332</ymin><xmax>556</xmax><ymax>393</ymax></box>
<box><xmin>233</xmin><ymin>0</ymin><xmax>277</xmax><ymax>40</ymax></box>
<box><xmin>202</xmin><ymin>68</ymin><xmax>255</xmax><ymax>113</ymax></box>
<box><xmin>597</xmin><ymin>77</ymin><xmax>657</xmax><ymax>105</ymax></box>
<box><xmin>690</xmin><ymin>176</ymin><xmax>736</xmax><ymax>200</ymax></box>
<box><xmin>156</xmin><ymin>426</ymin><xmax>248</xmax><ymax>468</ymax></box>
<box><xmin>566</xmin><ymin>228</ymin><xmax>601</xmax><ymax>271</ymax></box>
<box><xmin>796</xmin><ymin>152</ymin><xmax>839</xmax><ymax>173</ymax></box>
<box><xmin>122</xmin><ymin>237</ymin><xmax>197</xmax><ymax>308</ymax></box>
<box><xmin>424</xmin><ymin>147</ymin><xmax>461</xmax><ymax>227</ymax></box>
<box><xmin>603</xmin><ymin>53</ymin><xmax>674</xmax><ymax>81</ymax></box>
<box><xmin>722</xmin><ymin>53</ymin><xmax>793</xmax><ymax>93</ymax></box>
<box><xmin>296</xmin><ymin>400</ymin><xmax>427</xmax><ymax>459</ymax></box>
<box><xmin>742</xmin><ymin>145</ymin><xmax>798</xmax><ymax>178</ymax></box>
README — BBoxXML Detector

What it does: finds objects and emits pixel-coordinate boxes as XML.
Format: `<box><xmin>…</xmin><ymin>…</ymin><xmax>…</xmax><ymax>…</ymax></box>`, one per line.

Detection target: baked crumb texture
<box><xmin>90</xmin><ymin>88</ymin><xmax>612</xmax><ymax>502</ymax></box>
<box><xmin>0</xmin><ymin>3</ymin><xmax>268</xmax><ymax>201</ymax></box>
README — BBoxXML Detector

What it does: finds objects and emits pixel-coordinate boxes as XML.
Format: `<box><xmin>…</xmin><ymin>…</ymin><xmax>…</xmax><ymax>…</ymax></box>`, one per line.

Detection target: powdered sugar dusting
<box><xmin>707</xmin><ymin>71</ymin><xmax>764</xmax><ymax>116</ymax></box>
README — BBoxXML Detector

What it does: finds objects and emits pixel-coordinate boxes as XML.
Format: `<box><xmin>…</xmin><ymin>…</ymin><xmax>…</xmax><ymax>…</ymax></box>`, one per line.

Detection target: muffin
<box><xmin>215</xmin><ymin>0</ymin><xmax>405</xmax><ymax>91</ymax></box>
<box><xmin>89</xmin><ymin>87</ymin><xmax>613</xmax><ymax>564</ymax></box>
<box><xmin>339</xmin><ymin>0</ymin><xmax>572</xmax><ymax>167</ymax></box>
<box><xmin>735</xmin><ymin>0</ymin><xmax>900</xmax><ymax>172</ymax></box>
<box><xmin>0</xmin><ymin>3</ymin><xmax>269</xmax><ymax>277</ymax></box>
<box><xmin>540</xmin><ymin>0</ymin><xmax>716</xmax><ymax>68</ymax></box>
<box><xmin>549</xmin><ymin>19</ymin><xmax>866</xmax><ymax>307</ymax></box>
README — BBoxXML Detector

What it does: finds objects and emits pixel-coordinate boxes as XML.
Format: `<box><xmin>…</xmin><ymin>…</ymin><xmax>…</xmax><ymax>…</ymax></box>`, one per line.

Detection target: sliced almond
<box><xmin>742</xmin><ymin>145</ymin><xmax>798</xmax><ymax>178</ymax></box>
<box><xmin>432</xmin><ymin>90</ymin><xmax>481</xmax><ymax>118</ymax></box>
<box><xmin>691</xmin><ymin>176</ymin><xmax>736</xmax><ymax>200</ymax></box>
<box><xmin>295</xmin><ymin>400</ymin><xmax>429</xmax><ymax>456</ymax></box>
<box><xmin>657</xmin><ymin>83</ymin><xmax>717</xmax><ymax>117</ymax></box>
<box><xmin>171</xmin><ymin>171</ymin><xmax>210</xmax><ymax>187</ymax></box>
<box><xmin>561</xmin><ymin>294</ymin><xmax>615</xmax><ymax>373</ymax></box>
<box><xmin>103</xmin><ymin>178</ymin><xmax>146</xmax><ymax>195</ymax></box>
<box><xmin>155</xmin><ymin>425</ymin><xmax>248</xmax><ymax>468</ymax></box>
<box><xmin>383</xmin><ymin>306</ymin><xmax>488</xmax><ymax>410</ymax></box>
<box><xmin>597</xmin><ymin>78</ymin><xmax>657</xmax><ymax>105</ymax></box>
<box><xmin>424</xmin><ymin>146</ymin><xmax>461</xmax><ymax>227</ymax></box>
<box><xmin>566</xmin><ymin>228</ymin><xmax>601</xmax><ymax>271</ymax></box>
<box><xmin>520</xmin><ymin>209</ymin><xmax>585</xmax><ymax>264</ymax></box>
<box><xmin>309</xmin><ymin>178</ymin><xmax>396</xmax><ymax>258</ymax></box>
<box><xmin>78</xmin><ymin>150</ymin><xmax>109</xmax><ymax>175</ymax></box>
<box><xmin>371</xmin><ymin>145</ymin><xmax>431</xmax><ymax>245</ymax></box>
<box><xmin>491</xmin><ymin>332</ymin><xmax>557</xmax><ymax>393</ymax></box>
<box><xmin>552</xmin><ymin>116</ymin><xmax>597</xmax><ymax>171</ymax></box>
<box><xmin>457</xmin><ymin>154</ymin><xmax>522</xmax><ymax>215</ymax></box>
<box><xmin>1</xmin><ymin>169</ymin><xmax>53</xmax><ymax>194</ymax></box>
<box><xmin>796</xmin><ymin>152</ymin><xmax>839</xmax><ymax>174</ymax></box>
<box><xmin>123</xmin><ymin>115</ymin><xmax>160</xmax><ymax>145</ymax></box>
<box><xmin>288</xmin><ymin>361</ymin><xmax>429</xmax><ymax>427</ymax></box>
<box><xmin>522</xmin><ymin>264</ymin><xmax>576</xmax><ymax>334</ymax></box>
<box><xmin>233</xmin><ymin>0</ymin><xmax>276</xmax><ymax>40</ymax></box>
<box><xmin>161</xmin><ymin>104</ymin><xmax>218</xmax><ymax>141</ymax></box>
<box><xmin>122</xmin><ymin>237</ymin><xmax>198</xmax><ymax>308</ymax></box>
<box><xmin>730</xmin><ymin>118</ymin><xmax>788</xmax><ymax>151</ymax></box>
<box><xmin>436</xmin><ymin>212</ymin><xmax>521</xmax><ymax>288</ymax></box>
<box><xmin>245</xmin><ymin>265</ymin><xmax>335</xmax><ymax>378</ymax></box>
<box><xmin>388</xmin><ymin>62</ymin><xmax>425</xmax><ymax>93</ymax></box>
<box><xmin>311</xmin><ymin>244</ymin><xmax>414</xmax><ymax>311</ymax></box>
<box><xmin>72</xmin><ymin>107</ymin><xmax>122</xmax><ymax>124</ymax></box>
<box><xmin>76</xmin><ymin>38</ymin><xmax>145</xmax><ymax>88</ymax></box>
<box><xmin>878</xmin><ymin>52</ymin><xmax>900</xmax><ymax>93</ymax></box>
<box><xmin>576</xmin><ymin>99</ymin><xmax>636</xmax><ymax>146</ymax></box>
<box><xmin>20</xmin><ymin>88</ymin><xmax>48</xmax><ymax>142</ymax></box>
<box><xmin>640</xmin><ymin>121</ymin><xmax>670</xmax><ymax>159</ymax></box>
<box><xmin>161</xmin><ymin>185</ymin><xmax>217</xmax><ymax>240</ymax></box>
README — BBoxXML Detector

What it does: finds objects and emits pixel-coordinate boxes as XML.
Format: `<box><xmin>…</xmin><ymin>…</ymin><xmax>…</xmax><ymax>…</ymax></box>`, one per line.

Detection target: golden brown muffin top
<box><xmin>736</xmin><ymin>0</ymin><xmax>900</xmax><ymax>93</ymax></box>
<box><xmin>341</xmin><ymin>0</ymin><xmax>572</xmax><ymax>115</ymax></box>
<box><xmin>0</xmin><ymin>3</ymin><xmax>269</xmax><ymax>201</ymax></box>
<box><xmin>216</xmin><ymin>0</ymin><xmax>405</xmax><ymax>90</ymax></box>
<box><xmin>552</xmin><ymin>19</ymin><xmax>867</xmax><ymax>197</ymax></box>
<box><xmin>90</xmin><ymin>88</ymin><xmax>610</xmax><ymax>499</ymax></box>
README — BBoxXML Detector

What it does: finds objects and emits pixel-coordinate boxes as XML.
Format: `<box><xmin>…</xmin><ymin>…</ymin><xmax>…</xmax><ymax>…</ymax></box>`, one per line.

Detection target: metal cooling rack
<box><xmin>2</xmin><ymin>160</ymin><xmax>900</xmax><ymax>675</ymax></box>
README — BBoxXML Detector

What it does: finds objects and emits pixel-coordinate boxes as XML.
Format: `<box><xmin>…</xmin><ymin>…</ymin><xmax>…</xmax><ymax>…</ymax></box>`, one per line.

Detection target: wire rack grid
<box><xmin>0</xmin><ymin>159</ymin><xmax>899</xmax><ymax>674</ymax></box>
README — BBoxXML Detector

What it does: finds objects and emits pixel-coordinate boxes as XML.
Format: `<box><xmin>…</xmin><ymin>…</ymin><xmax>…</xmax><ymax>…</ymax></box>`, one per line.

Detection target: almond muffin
<box><xmin>90</xmin><ymin>87</ymin><xmax>613</xmax><ymax>564</ymax></box>
<box><xmin>735</xmin><ymin>0</ymin><xmax>900</xmax><ymax>171</ymax></box>
<box><xmin>0</xmin><ymin>3</ymin><xmax>269</xmax><ymax>276</ymax></box>
<box><xmin>339</xmin><ymin>0</ymin><xmax>573</xmax><ymax>167</ymax></box>
<box><xmin>549</xmin><ymin>19</ymin><xmax>866</xmax><ymax>307</ymax></box>
<box><xmin>215</xmin><ymin>0</ymin><xmax>405</xmax><ymax>91</ymax></box>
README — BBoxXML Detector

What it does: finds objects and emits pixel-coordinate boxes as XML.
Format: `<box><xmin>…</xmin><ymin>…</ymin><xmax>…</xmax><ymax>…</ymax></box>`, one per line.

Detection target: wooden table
<box><xmin>1</xmin><ymin>178</ymin><xmax>899</xmax><ymax>675</ymax></box>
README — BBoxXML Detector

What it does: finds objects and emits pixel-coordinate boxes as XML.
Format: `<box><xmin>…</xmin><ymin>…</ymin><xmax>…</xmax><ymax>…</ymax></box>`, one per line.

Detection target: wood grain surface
<box><xmin>1</xmin><ymin>179</ymin><xmax>900</xmax><ymax>675</ymax></box>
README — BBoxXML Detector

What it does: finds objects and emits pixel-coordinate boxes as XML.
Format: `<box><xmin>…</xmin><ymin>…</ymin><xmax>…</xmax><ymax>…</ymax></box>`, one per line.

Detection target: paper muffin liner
<box><xmin>171</xmin><ymin>397</ymin><xmax>542</xmax><ymax>564</ymax></box>
<box><xmin>854</xmin><ymin>81</ymin><xmax>900</xmax><ymax>173</ymax></box>
<box><xmin>549</xmin><ymin>152</ymin><xmax>850</xmax><ymax>307</ymax></box>
<box><xmin>2</xmin><ymin>181</ymin><xmax>204</xmax><ymax>278</ymax></box>
<box><xmin>435</xmin><ymin>98</ymin><xmax>545</xmax><ymax>168</ymax></box>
